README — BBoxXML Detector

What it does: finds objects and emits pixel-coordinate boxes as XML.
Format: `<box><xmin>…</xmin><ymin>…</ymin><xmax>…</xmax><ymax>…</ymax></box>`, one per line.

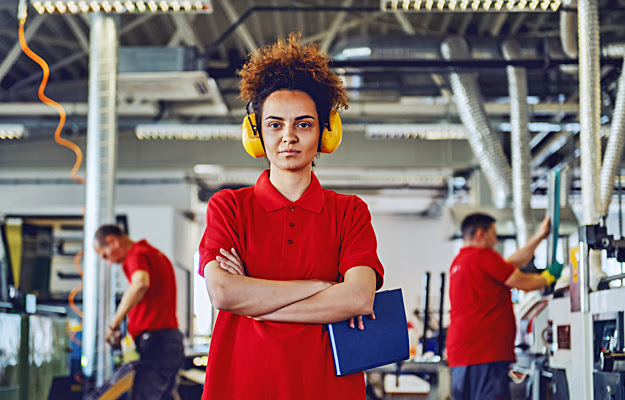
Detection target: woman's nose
<box><xmin>282</xmin><ymin>125</ymin><xmax>297</xmax><ymax>142</ymax></box>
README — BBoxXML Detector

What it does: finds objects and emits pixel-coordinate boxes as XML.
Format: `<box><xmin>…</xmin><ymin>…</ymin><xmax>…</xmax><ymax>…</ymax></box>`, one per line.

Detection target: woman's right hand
<box><xmin>216</xmin><ymin>248</ymin><xmax>246</xmax><ymax>276</ymax></box>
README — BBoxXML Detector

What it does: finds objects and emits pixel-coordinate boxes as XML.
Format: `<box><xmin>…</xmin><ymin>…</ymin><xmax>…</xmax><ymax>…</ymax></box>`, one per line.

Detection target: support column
<box><xmin>82</xmin><ymin>13</ymin><xmax>119</xmax><ymax>386</ymax></box>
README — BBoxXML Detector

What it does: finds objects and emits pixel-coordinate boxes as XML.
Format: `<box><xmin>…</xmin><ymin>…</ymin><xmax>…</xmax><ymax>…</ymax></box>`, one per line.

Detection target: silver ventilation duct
<box><xmin>578</xmin><ymin>0</ymin><xmax>601</xmax><ymax>226</ymax></box>
<box><xmin>560</xmin><ymin>0</ymin><xmax>578</xmax><ymax>59</ymax></box>
<box><xmin>441</xmin><ymin>36</ymin><xmax>512</xmax><ymax>208</ymax></box>
<box><xmin>599</xmin><ymin>47</ymin><xmax>625</xmax><ymax>217</ymax></box>
<box><xmin>577</xmin><ymin>0</ymin><xmax>603</xmax><ymax>396</ymax></box>
<box><xmin>82</xmin><ymin>14</ymin><xmax>119</xmax><ymax>385</ymax></box>
<box><xmin>502</xmin><ymin>39</ymin><xmax>535</xmax><ymax>246</ymax></box>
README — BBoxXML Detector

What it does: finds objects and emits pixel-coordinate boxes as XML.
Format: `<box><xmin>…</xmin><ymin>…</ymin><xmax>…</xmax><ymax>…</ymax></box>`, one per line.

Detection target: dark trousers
<box><xmin>133</xmin><ymin>329</ymin><xmax>184</xmax><ymax>400</ymax></box>
<box><xmin>451</xmin><ymin>361</ymin><xmax>511</xmax><ymax>400</ymax></box>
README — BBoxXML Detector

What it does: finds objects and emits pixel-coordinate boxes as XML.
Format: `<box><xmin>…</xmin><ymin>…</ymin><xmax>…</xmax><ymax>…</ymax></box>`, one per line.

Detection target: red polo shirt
<box><xmin>122</xmin><ymin>240</ymin><xmax>178</xmax><ymax>338</ymax></box>
<box><xmin>198</xmin><ymin>170</ymin><xmax>384</xmax><ymax>400</ymax></box>
<box><xmin>446</xmin><ymin>246</ymin><xmax>517</xmax><ymax>367</ymax></box>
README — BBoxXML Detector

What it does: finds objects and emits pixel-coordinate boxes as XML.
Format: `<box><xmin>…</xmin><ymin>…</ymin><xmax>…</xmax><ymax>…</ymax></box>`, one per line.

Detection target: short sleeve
<box><xmin>124</xmin><ymin>249</ymin><xmax>150</xmax><ymax>276</ymax></box>
<box><xmin>198</xmin><ymin>190</ymin><xmax>239</xmax><ymax>277</ymax></box>
<box><xmin>478</xmin><ymin>249</ymin><xmax>516</xmax><ymax>283</ymax></box>
<box><xmin>338</xmin><ymin>196</ymin><xmax>384</xmax><ymax>289</ymax></box>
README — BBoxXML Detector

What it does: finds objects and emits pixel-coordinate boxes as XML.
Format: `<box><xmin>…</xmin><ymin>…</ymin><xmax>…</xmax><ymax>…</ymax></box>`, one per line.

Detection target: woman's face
<box><xmin>261</xmin><ymin>90</ymin><xmax>320</xmax><ymax>175</ymax></box>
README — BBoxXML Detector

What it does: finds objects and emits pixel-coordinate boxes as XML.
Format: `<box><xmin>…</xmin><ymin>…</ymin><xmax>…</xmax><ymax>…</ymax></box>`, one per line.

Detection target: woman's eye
<box><xmin>268</xmin><ymin>122</ymin><xmax>281</xmax><ymax>129</ymax></box>
<box><xmin>298</xmin><ymin>122</ymin><xmax>312</xmax><ymax>128</ymax></box>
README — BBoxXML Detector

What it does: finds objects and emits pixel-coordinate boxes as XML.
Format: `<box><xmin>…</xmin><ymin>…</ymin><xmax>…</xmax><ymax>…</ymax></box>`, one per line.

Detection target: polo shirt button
<box><xmin>287</xmin><ymin>240</ymin><xmax>293</xmax><ymax>244</ymax></box>
<box><xmin>289</xmin><ymin>206</ymin><xmax>295</xmax><ymax>211</ymax></box>
<box><xmin>289</xmin><ymin>222</ymin><xmax>295</xmax><ymax>227</ymax></box>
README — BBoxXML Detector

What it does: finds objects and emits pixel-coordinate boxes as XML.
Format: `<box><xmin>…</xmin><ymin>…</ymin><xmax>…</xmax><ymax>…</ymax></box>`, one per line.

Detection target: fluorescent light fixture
<box><xmin>30</xmin><ymin>0</ymin><xmax>211</xmax><ymax>13</ymax></box>
<box><xmin>135</xmin><ymin>123</ymin><xmax>239</xmax><ymax>140</ymax></box>
<box><xmin>0</xmin><ymin>124</ymin><xmax>26</xmax><ymax>139</ymax></box>
<box><xmin>380</xmin><ymin>0</ymin><xmax>559</xmax><ymax>11</ymax></box>
<box><xmin>340</xmin><ymin>47</ymin><xmax>372</xmax><ymax>59</ymax></box>
<box><xmin>365</xmin><ymin>124</ymin><xmax>468</xmax><ymax>140</ymax></box>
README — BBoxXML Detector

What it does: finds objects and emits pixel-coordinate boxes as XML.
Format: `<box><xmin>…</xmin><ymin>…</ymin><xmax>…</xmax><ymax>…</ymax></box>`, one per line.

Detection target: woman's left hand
<box><xmin>349</xmin><ymin>310</ymin><xmax>376</xmax><ymax>330</ymax></box>
<box><xmin>216</xmin><ymin>248</ymin><xmax>246</xmax><ymax>276</ymax></box>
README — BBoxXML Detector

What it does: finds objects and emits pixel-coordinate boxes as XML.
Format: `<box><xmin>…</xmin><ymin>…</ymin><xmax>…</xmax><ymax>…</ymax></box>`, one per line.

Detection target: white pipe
<box><xmin>577</xmin><ymin>0</ymin><xmax>601</xmax><ymax>397</ymax></box>
<box><xmin>441</xmin><ymin>36</ymin><xmax>512</xmax><ymax>208</ymax></box>
<box><xmin>599</xmin><ymin>52</ymin><xmax>625</xmax><ymax>217</ymax></box>
<box><xmin>82</xmin><ymin>14</ymin><xmax>119</xmax><ymax>385</ymax></box>
<box><xmin>502</xmin><ymin>39</ymin><xmax>534</xmax><ymax>245</ymax></box>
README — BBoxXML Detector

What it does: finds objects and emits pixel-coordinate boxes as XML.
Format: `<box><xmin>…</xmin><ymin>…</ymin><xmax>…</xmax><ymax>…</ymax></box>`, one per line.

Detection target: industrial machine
<box><xmin>515</xmin><ymin>221</ymin><xmax>625</xmax><ymax>400</ymax></box>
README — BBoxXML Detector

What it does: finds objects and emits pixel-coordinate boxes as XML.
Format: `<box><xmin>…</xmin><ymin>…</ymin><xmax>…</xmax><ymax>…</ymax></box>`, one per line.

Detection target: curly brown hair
<box><xmin>238</xmin><ymin>32</ymin><xmax>348</xmax><ymax>135</ymax></box>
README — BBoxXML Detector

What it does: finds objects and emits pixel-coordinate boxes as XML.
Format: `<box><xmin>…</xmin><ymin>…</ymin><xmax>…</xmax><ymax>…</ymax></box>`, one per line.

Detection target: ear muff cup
<box><xmin>241</xmin><ymin>110</ymin><xmax>342</xmax><ymax>158</ymax></box>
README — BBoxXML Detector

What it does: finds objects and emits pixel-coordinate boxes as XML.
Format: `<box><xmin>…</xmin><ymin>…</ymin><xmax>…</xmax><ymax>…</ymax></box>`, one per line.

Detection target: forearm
<box><xmin>506</xmin><ymin>232</ymin><xmax>544</xmax><ymax>268</ymax></box>
<box><xmin>204</xmin><ymin>260</ymin><xmax>332</xmax><ymax>316</ymax></box>
<box><xmin>505</xmin><ymin>268</ymin><xmax>550</xmax><ymax>291</ymax></box>
<box><xmin>111</xmin><ymin>283</ymin><xmax>148</xmax><ymax>328</ymax></box>
<box><xmin>515</xmin><ymin>272</ymin><xmax>550</xmax><ymax>292</ymax></box>
<box><xmin>256</xmin><ymin>267</ymin><xmax>377</xmax><ymax>324</ymax></box>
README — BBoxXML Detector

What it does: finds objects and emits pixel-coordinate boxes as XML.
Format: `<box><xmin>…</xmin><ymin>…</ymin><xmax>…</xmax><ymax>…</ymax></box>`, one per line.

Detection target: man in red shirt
<box><xmin>447</xmin><ymin>213</ymin><xmax>563</xmax><ymax>400</ymax></box>
<box><xmin>94</xmin><ymin>224</ymin><xmax>183</xmax><ymax>400</ymax></box>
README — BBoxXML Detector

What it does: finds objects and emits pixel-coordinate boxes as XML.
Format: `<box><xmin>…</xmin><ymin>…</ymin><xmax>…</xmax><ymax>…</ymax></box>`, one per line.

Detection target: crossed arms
<box><xmin>203</xmin><ymin>248</ymin><xmax>377</xmax><ymax>327</ymax></box>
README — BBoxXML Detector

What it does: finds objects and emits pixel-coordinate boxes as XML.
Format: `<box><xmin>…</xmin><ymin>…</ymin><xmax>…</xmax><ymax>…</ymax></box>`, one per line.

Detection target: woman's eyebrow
<box><xmin>264</xmin><ymin>115</ymin><xmax>316</xmax><ymax>121</ymax></box>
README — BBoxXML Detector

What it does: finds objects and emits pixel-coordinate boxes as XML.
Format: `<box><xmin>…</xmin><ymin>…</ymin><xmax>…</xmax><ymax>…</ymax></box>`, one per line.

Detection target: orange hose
<box><xmin>73</xmin><ymin>251</ymin><xmax>84</xmax><ymax>278</ymax></box>
<box><xmin>69</xmin><ymin>252</ymin><xmax>84</xmax><ymax>334</ymax></box>
<box><xmin>69</xmin><ymin>282</ymin><xmax>84</xmax><ymax>319</ymax></box>
<box><xmin>19</xmin><ymin>17</ymin><xmax>87</xmax><ymax>350</ymax></box>
<box><xmin>70</xmin><ymin>329</ymin><xmax>83</xmax><ymax>347</ymax></box>
<box><xmin>18</xmin><ymin>18</ymin><xmax>85</xmax><ymax>184</ymax></box>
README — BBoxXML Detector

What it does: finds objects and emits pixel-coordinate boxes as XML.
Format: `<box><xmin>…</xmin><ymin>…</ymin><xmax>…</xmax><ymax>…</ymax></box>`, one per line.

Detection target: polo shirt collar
<box><xmin>254</xmin><ymin>169</ymin><xmax>325</xmax><ymax>213</ymax></box>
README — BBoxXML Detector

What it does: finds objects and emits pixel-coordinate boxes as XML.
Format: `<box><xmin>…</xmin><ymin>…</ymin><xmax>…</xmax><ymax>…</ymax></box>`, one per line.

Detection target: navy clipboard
<box><xmin>327</xmin><ymin>288</ymin><xmax>410</xmax><ymax>376</ymax></box>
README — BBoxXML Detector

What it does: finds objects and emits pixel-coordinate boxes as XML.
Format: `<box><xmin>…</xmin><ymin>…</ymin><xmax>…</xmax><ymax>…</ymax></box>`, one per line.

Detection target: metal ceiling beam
<box><xmin>0</xmin><ymin>28</ymin><xmax>80</xmax><ymax>49</ymax></box>
<box><xmin>0</xmin><ymin>15</ymin><xmax>46</xmax><ymax>84</ymax></box>
<box><xmin>270</xmin><ymin>0</ymin><xmax>285</xmax><ymax>38</ymax></box>
<box><xmin>440</xmin><ymin>14</ymin><xmax>453</xmax><ymax>32</ymax></box>
<box><xmin>8</xmin><ymin>50</ymin><xmax>86</xmax><ymax>92</ymax></box>
<box><xmin>0</xmin><ymin>99</ymin><xmax>579</xmax><ymax>118</ymax></box>
<box><xmin>457</xmin><ymin>15</ymin><xmax>473</xmax><ymax>35</ymax></box>
<box><xmin>320</xmin><ymin>0</ymin><xmax>353</xmax><ymax>54</ymax></box>
<box><xmin>489</xmin><ymin>14</ymin><xmax>508</xmax><ymax>37</ymax></box>
<box><xmin>302</xmin><ymin>15</ymin><xmax>378</xmax><ymax>45</ymax></box>
<box><xmin>217</xmin><ymin>0</ymin><xmax>257</xmax><ymax>53</ymax></box>
<box><xmin>509</xmin><ymin>14</ymin><xmax>527</xmax><ymax>35</ymax></box>
<box><xmin>66</xmin><ymin>15</ymin><xmax>89</xmax><ymax>52</ymax></box>
<box><xmin>120</xmin><ymin>14</ymin><xmax>155</xmax><ymax>35</ymax></box>
<box><xmin>170</xmin><ymin>14</ymin><xmax>204</xmax><ymax>52</ymax></box>
<box><xmin>391</xmin><ymin>10</ymin><xmax>417</xmax><ymax>35</ymax></box>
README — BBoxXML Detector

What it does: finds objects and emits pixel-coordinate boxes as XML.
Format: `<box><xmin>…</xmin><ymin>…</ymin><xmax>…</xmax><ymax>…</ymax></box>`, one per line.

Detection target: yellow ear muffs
<box><xmin>241</xmin><ymin>113</ymin><xmax>265</xmax><ymax>158</ymax></box>
<box><xmin>241</xmin><ymin>110</ymin><xmax>343</xmax><ymax>158</ymax></box>
<box><xmin>319</xmin><ymin>110</ymin><xmax>342</xmax><ymax>154</ymax></box>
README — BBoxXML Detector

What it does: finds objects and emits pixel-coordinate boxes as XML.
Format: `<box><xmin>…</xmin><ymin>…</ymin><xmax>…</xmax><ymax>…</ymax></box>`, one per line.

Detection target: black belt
<box><xmin>135</xmin><ymin>328</ymin><xmax>180</xmax><ymax>348</ymax></box>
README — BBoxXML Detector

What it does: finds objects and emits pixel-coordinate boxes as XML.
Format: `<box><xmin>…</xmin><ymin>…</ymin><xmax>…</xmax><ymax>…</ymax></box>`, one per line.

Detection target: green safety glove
<box><xmin>541</xmin><ymin>260</ymin><xmax>564</xmax><ymax>284</ymax></box>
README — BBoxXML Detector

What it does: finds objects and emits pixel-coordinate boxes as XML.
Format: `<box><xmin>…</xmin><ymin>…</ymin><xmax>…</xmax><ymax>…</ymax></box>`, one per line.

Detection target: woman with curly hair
<box><xmin>198</xmin><ymin>32</ymin><xmax>384</xmax><ymax>399</ymax></box>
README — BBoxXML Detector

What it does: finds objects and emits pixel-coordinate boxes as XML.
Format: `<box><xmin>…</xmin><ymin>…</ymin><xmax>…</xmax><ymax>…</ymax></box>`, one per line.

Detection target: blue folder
<box><xmin>327</xmin><ymin>288</ymin><xmax>410</xmax><ymax>376</ymax></box>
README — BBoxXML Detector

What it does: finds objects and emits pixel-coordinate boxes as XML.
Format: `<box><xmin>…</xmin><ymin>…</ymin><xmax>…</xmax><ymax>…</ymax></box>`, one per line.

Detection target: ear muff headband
<box><xmin>241</xmin><ymin>110</ymin><xmax>342</xmax><ymax>158</ymax></box>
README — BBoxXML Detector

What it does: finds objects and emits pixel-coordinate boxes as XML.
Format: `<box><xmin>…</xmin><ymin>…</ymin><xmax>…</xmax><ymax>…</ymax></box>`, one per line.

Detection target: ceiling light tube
<box><xmin>28</xmin><ymin>0</ymin><xmax>211</xmax><ymax>13</ymax></box>
<box><xmin>0</xmin><ymin>124</ymin><xmax>26</xmax><ymax>140</ymax></box>
<box><xmin>381</xmin><ymin>0</ymin><xmax>557</xmax><ymax>11</ymax></box>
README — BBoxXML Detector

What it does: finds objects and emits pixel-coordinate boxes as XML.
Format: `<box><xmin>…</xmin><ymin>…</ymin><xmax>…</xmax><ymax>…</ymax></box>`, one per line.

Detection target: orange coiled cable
<box><xmin>18</xmin><ymin>18</ymin><xmax>85</xmax><ymax>184</ymax></box>
<box><xmin>68</xmin><ymin>251</ymin><xmax>84</xmax><ymax>346</ymax></box>
<box><xmin>18</xmin><ymin>16</ymin><xmax>87</xmax><ymax>346</ymax></box>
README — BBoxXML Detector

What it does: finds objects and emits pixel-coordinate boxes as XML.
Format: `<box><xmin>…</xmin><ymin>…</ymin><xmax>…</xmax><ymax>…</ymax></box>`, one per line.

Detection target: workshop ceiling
<box><xmin>1</xmin><ymin>0</ymin><xmax>624</xmax><ymax>192</ymax></box>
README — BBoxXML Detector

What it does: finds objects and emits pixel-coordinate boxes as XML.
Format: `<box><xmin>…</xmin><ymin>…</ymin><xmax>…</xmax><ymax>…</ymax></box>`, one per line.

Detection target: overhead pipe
<box><xmin>577</xmin><ymin>0</ymin><xmax>602</xmax><ymax>397</ymax></box>
<box><xmin>82</xmin><ymin>14</ymin><xmax>119</xmax><ymax>387</ymax></box>
<box><xmin>502</xmin><ymin>39</ymin><xmax>535</xmax><ymax>245</ymax></box>
<box><xmin>560</xmin><ymin>0</ymin><xmax>578</xmax><ymax>59</ymax></box>
<box><xmin>599</xmin><ymin>45</ymin><xmax>625</xmax><ymax>218</ymax></box>
<box><xmin>441</xmin><ymin>36</ymin><xmax>512</xmax><ymax>208</ymax></box>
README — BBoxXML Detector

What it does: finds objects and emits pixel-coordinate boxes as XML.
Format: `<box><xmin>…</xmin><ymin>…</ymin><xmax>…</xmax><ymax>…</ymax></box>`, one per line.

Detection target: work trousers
<box><xmin>451</xmin><ymin>361</ymin><xmax>511</xmax><ymax>400</ymax></box>
<box><xmin>133</xmin><ymin>328</ymin><xmax>184</xmax><ymax>400</ymax></box>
